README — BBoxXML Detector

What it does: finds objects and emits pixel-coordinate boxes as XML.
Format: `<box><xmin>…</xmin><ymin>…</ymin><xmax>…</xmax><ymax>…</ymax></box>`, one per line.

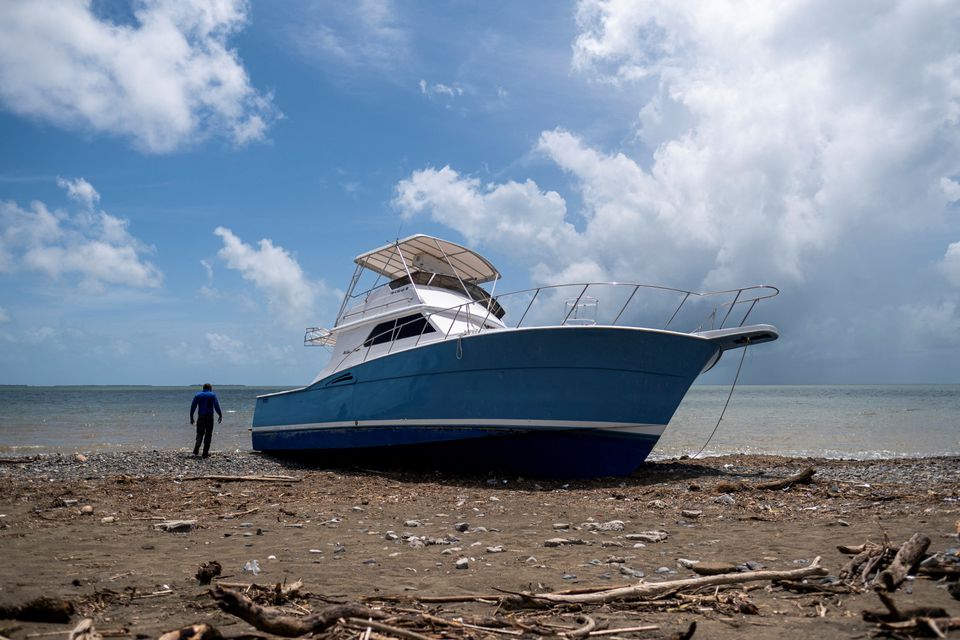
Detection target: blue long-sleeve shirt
<box><xmin>191</xmin><ymin>390</ymin><xmax>222</xmax><ymax>420</ymax></box>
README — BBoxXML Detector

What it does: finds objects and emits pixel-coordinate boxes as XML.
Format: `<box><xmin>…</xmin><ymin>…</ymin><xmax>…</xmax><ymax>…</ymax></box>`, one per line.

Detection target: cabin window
<box><xmin>363</xmin><ymin>314</ymin><xmax>436</xmax><ymax>347</ymax></box>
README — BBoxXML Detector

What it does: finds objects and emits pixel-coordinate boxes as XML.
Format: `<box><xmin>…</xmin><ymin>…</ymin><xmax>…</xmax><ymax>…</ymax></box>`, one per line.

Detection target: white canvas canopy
<box><xmin>354</xmin><ymin>234</ymin><xmax>500</xmax><ymax>284</ymax></box>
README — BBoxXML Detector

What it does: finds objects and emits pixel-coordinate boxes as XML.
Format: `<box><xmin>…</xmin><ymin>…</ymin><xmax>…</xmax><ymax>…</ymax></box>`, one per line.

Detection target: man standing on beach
<box><xmin>190</xmin><ymin>383</ymin><xmax>222</xmax><ymax>458</ymax></box>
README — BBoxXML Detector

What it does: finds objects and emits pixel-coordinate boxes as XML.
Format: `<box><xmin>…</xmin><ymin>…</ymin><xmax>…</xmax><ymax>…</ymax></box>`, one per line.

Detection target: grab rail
<box><xmin>330</xmin><ymin>282</ymin><xmax>779</xmax><ymax>370</ymax></box>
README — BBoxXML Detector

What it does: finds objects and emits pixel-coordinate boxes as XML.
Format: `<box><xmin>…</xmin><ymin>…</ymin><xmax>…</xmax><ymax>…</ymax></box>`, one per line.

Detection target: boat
<box><xmin>252</xmin><ymin>234</ymin><xmax>779</xmax><ymax>477</ymax></box>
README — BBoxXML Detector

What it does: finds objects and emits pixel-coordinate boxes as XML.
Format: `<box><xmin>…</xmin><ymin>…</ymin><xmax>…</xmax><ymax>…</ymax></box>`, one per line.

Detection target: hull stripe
<box><xmin>253</xmin><ymin>418</ymin><xmax>665</xmax><ymax>436</ymax></box>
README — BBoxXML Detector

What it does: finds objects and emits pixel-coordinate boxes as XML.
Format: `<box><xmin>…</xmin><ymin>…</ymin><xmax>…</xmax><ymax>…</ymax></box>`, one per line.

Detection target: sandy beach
<box><xmin>1</xmin><ymin>452</ymin><xmax>958</xmax><ymax>639</ymax></box>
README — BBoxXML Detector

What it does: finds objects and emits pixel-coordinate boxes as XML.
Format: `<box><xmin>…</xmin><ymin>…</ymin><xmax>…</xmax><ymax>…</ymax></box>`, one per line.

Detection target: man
<box><xmin>190</xmin><ymin>383</ymin><xmax>222</xmax><ymax>458</ymax></box>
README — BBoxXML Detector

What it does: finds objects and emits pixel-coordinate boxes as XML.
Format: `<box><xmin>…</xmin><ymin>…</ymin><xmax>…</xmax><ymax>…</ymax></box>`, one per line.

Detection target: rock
<box><xmin>100</xmin><ymin>516</ymin><xmax>115</xmax><ymax>524</ymax></box>
<box><xmin>688</xmin><ymin>483</ymin><xmax>701</xmax><ymax>491</ymax></box>
<box><xmin>562</xmin><ymin>574</ymin><xmax>577</xmax><ymax>580</ymax></box>
<box><xmin>656</xmin><ymin>566</ymin><xmax>672</xmax><ymax>574</ymax></box>
<box><xmin>715</xmin><ymin>493</ymin><xmax>736</xmax><ymax>505</ymax></box>
<box><xmin>544</xmin><ymin>537</ymin><xmax>587</xmax><ymax>547</ymax></box>
<box><xmin>619</xmin><ymin>565</ymin><xmax>644</xmax><ymax>578</ymax></box>
<box><xmin>486</xmin><ymin>545</ymin><xmax>505</xmax><ymax>553</ymax></box>
<box><xmin>676</xmin><ymin>558</ymin><xmax>699</xmax><ymax>569</ymax></box>
<box><xmin>80</xmin><ymin>505</ymin><xmax>94</xmax><ymax>515</ymax></box>
<box><xmin>690</xmin><ymin>562</ymin><xmax>739</xmax><ymax>576</ymax></box>
<box><xmin>473</xmin><ymin>526</ymin><xmax>488</xmax><ymax>533</ymax></box>
<box><xmin>553</xmin><ymin>523</ymin><xmax>571</xmax><ymax>530</ymax></box>
<box><xmin>680</xmin><ymin>510</ymin><xmax>702</xmax><ymax>519</ymax></box>
<box><xmin>455</xmin><ymin>557</ymin><xmax>469</xmax><ymax>570</ymax></box>
<box><xmin>385</xmin><ymin>531</ymin><xmax>399</xmax><ymax>541</ymax></box>
<box><xmin>408</xmin><ymin>538</ymin><xmax>425</xmax><ymax>549</ymax></box>
<box><xmin>74</xmin><ymin>453</ymin><xmax>88</xmax><ymax>463</ymax></box>
<box><xmin>454</xmin><ymin>522</ymin><xmax>469</xmax><ymax>532</ymax></box>
<box><xmin>196</xmin><ymin>561</ymin><xmax>222</xmax><ymax>585</ymax></box>
<box><xmin>404</xmin><ymin>519</ymin><xmax>422</xmax><ymax>527</ymax></box>
<box><xmin>648</xmin><ymin>499</ymin><xmax>667</xmax><ymax>509</ymax></box>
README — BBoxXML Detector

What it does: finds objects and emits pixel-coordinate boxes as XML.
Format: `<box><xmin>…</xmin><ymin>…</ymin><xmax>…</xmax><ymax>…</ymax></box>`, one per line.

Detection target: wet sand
<box><xmin>1</xmin><ymin>452</ymin><xmax>958</xmax><ymax>639</ymax></box>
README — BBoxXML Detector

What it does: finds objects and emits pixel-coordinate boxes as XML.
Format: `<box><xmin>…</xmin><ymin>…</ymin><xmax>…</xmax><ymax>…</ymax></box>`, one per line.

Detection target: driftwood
<box><xmin>503</xmin><ymin>557</ymin><xmax>826</xmax><ymax>606</ymax></box>
<box><xmin>211</xmin><ymin>586</ymin><xmax>384</xmax><ymax>636</ymax></box>
<box><xmin>878</xmin><ymin>533</ymin><xmax>930</xmax><ymax>592</ymax></box>
<box><xmin>157</xmin><ymin>624</ymin><xmax>223</xmax><ymax>640</ymax></box>
<box><xmin>863</xmin><ymin>591</ymin><xmax>958</xmax><ymax>636</ymax></box>
<box><xmin>0</xmin><ymin>597</ymin><xmax>74</xmax><ymax>623</ymax></box>
<box><xmin>716</xmin><ymin>466</ymin><xmax>815</xmax><ymax>493</ymax></box>
<box><xmin>181</xmin><ymin>475</ymin><xmax>301</xmax><ymax>483</ymax></box>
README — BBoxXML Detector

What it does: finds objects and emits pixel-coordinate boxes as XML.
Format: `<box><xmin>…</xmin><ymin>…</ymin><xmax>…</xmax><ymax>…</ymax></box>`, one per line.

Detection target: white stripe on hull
<box><xmin>254</xmin><ymin>418</ymin><xmax>666</xmax><ymax>437</ymax></box>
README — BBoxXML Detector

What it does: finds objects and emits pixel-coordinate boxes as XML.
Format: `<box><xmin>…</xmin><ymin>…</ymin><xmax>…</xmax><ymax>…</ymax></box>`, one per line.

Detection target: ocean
<box><xmin>0</xmin><ymin>385</ymin><xmax>957</xmax><ymax>459</ymax></box>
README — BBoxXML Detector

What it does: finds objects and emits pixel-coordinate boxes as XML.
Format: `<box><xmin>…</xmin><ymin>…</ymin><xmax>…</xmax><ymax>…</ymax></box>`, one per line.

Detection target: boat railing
<box><xmin>332</xmin><ymin>282</ymin><xmax>778</xmax><ymax>369</ymax></box>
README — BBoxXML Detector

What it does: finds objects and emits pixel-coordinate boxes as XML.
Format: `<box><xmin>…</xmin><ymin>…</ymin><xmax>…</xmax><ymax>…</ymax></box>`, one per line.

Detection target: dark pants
<box><xmin>194</xmin><ymin>415</ymin><xmax>214</xmax><ymax>456</ymax></box>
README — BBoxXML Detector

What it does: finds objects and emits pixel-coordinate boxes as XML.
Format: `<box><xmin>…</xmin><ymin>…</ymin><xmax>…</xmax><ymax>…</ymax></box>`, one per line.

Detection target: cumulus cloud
<box><xmin>397</xmin><ymin>0</ymin><xmax>960</xmax><ymax>295</ymax></box>
<box><xmin>56</xmin><ymin>176</ymin><xmax>100</xmax><ymax>209</ymax></box>
<box><xmin>0</xmin><ymin>0</ymin><xmax>278</xmax><ymax>153</ymax></box>
<box><xmin>942</xmin><ymin>242</ymin><xmax>960</xmax><ymax>288</ymax></box>
<box><xmin>214</xmin><ymin>227</ymin><xmax>324</xmax><ymax>323</ymax></box>
<box><xmin>0</xmin><ymin>178</ymin><xmax>162</xmax><ymax>290</ymax></box>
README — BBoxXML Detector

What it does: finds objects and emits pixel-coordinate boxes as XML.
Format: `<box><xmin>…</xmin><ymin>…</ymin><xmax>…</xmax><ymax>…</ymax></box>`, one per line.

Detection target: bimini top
<box><xmin>355</xmin><ymin>234</ymin><xmax>501</xmax><ymax>284</ymax></box>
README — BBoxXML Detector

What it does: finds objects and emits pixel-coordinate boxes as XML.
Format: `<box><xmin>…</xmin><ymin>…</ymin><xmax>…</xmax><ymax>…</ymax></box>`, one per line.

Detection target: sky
<box><xmin>0</xmin><ymin>0</ymin><xmax>959</xmax><ymax>386</ymax></box>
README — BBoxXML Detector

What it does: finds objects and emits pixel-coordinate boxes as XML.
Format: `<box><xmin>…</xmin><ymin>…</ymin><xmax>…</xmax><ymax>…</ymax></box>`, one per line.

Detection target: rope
<box><xmin>693</xmin><ymin>343</ymin><xmax>749</xmax><ymax>459</ymax></box>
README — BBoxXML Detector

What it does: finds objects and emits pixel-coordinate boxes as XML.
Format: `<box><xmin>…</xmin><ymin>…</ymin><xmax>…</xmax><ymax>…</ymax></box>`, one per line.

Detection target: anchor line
<box><xmin>693</xmin><ymin>342</ymin><xmax>749</xmax><ymax>459</ymax></box>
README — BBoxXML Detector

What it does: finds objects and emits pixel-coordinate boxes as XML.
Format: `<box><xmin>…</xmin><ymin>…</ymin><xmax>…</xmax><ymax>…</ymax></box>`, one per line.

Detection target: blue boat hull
<box><xmin>252</xmin><ymin>326</ymin><xmax>720</xmax><ymax>477</ymax></box>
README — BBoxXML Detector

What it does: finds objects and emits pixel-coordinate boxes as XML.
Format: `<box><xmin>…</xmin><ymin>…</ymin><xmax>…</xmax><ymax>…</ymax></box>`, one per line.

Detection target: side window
<box><xmin>363</xmin><ymin>314</ymin><xmax>436</xmax><ymax>347</ymax></box>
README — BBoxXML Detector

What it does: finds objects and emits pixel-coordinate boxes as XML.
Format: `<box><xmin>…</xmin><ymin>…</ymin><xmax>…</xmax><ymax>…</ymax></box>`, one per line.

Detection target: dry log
<box><xmin>504</xmin><ymin>557</ymin><xmax>826</xmax><ymax>606</ymax></box>
<box><xmin>157</xmin><ymin>625</ymin><xmax>222</xmax><ymax>640</ymax></box>
<box><xmin>878</xmin><ymin>533</ymin><xmax>930</xmax><ymax>592</ymax></box>
<box><xmin>182</xmin><ymin>475</ymin><xmax>301</xmax><ymax>483</ymax></box>
<box><xmin>211</xmin><ymin>586</ymin><xmax>384</xmax><ymax>636</ymax></box>
<box><xmin>0</xmin><ymin>597</ymin><xmax>74</xmax><ymax>623</ymax></box>
<box><xmin>716</xmin><ymin>467</ymin><xmax>815</xmax><ymax>493</ymax></box>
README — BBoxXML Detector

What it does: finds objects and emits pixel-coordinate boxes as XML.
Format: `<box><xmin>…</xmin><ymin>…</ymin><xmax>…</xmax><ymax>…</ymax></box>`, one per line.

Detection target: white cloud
<box><xmin>398</xmin><ymin>1</ymin><xmax>960</xmax><ymax>294</ymax></box>
<box><xmin>943</xmin><ymin>177</ymin><xmax>960</xmax><ymax>204</ymax></box>
<box><xmin>394</xmin><ymin>165</ymin><xmax>582</xmax><ymax>275</ymax></box>
<box><xmin>0</xmin><ymin>179</ymin><xmax>162</xmax><ymax>290</ymax></box>
<box><xmin>941</xmin><ymin>242</ymin><xmax>960</xmax><ymax>288</ymax></box>
<box><xmin>214</xmin><ymin>227</ymin><xmax>324</xmax><ymax>324</ymax></box>
<box><xmin>206</xmin><ymin>332</ymin><xmax>248</xmax><ymax>364</ymax></box>
<box><xmin>56</xmin><ymin>176</ymin><xmax>100</xmax><ymax>209</ymax></box>
<box><xmin>0</xmin><ymin>306</ymin><xmax>8</xmax><ymax>323</ymax></box>
<box><xmin>0</xmin><ymin>0</ymin><xmax>278</xmax><ymax>153</ymax></box>
<box><xmin>419</xmin><ymin>80</ymin><xmax>464</xmax><ymax>99</ymax></box>
<box><xmin>287</xmin><ymin>0</ymin><xmax>410</xmax><ymax>75</ymax></box>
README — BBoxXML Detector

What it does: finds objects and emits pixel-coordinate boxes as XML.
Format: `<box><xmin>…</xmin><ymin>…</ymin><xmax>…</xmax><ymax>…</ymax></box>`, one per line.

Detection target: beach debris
<box><xmin>838</xmin><ymin>532</ymin><xmax>931</xmax><ymax>591</ymax></box>
<box><xmin>181</xmin><ymin>474</ymin><xmax>302</xmax><ymax>483</ymax></box>
<box><xmin>0</xmin><ymin>596</ymin><xmax>75</xmax><ymax>623</ymax></box>
<box><xmin>211</xmin><ymin>586</ymin><xmax>386</xmax><ymax>637</ymax></box>
<box><xmin>500</xmin><ymin>556</ymin><xmax>827</xmax><ymax>607</ymax></box>
<box><xmin>242</xmin><ymin>559</ymin><xmax>261</xmax><ymax>575</ymax></box>
<box><xmin>624</xmin><ymin>531</ymin><xmax>668</xmax><ymax>543</ymax></box>
<box><xmin>196</xmin><ymin>560</ymin><xmax>222</xmax><ymax>585</ymax></box>
<box><xmin>80</xmin><ymin>505</ymin><xmax>94</xmax><ymax>515</ymax></box>
<box><xmin>715</xmin><ymin>466</ymin><xmax>816</xmax><ymax>493</ymax></box>
<box><xmin>68</xmin><ymin>618</ymin><xmax>101</xmax><ymax>640</ymax></box>
<box><xmin>158</xmin><ymin>623</ymin><xmax>223</xmax><ymax>640</ymax></box>
<box><xmin>99</xmin><ymin>516</ymin><xmax>115</xmax><ymax>524</ymax></box>
<box><xmin>153</xmin><ymin>519</ymin><xmax>197</xmax><ymax>533</ymax></box>
<box><xmin>862</xmin><ymin>590</ymin><xmax>958</xmax><ymax>636</ymax></box>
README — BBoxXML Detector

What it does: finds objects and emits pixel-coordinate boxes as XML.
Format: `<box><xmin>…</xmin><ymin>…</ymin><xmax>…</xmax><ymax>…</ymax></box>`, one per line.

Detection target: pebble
<box><xmin>486</xmin><ymin>545</ymin><xmax>505</xmax><ymax>553</ymax></box>
<box><xmin>80</xmin><ymin>505</ymin><xmax>94</xmax><ymax>515</ymax></box>
<box><xmin>404</xmin><ymin>519</ymin><xmax>422</xmax><ymax>527</ymax></box>
<box><xmin>455</xmin><ymin>557</ymin><xmax>469</xmax><ymax>570</ymax></box>
<box><xmin>454</xmin><ymin>522</ymin><xmax>469</xmax><ymax>532</ymax></box>
<box><xmin>680</xmin><ymin>510</ymin><xmax>702</xmax><ymax>519</ymax></box>
<box><xmin>715</xmin><ymin>494</ymin><xmax>736</xmax><ymax>505</ymax></box>
<box><xmin>625</xmin><ymin>531</ymin><xmax>668</xmax><ymax>543</ymax></box>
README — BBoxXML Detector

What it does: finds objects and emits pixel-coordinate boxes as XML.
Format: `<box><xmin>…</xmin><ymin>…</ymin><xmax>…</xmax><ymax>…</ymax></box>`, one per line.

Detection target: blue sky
<box><xmin>1</xmin><ymin>0</ymin><xmax>959</xmax><ymax>386</ymax></box>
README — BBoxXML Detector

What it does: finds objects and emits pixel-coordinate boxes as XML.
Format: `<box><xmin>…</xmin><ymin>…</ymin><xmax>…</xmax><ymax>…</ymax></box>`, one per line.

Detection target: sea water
<box><xmin>0</xmin><ymin>385</ymin><xmax>957</xmax><ymax>459</ymax></box>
